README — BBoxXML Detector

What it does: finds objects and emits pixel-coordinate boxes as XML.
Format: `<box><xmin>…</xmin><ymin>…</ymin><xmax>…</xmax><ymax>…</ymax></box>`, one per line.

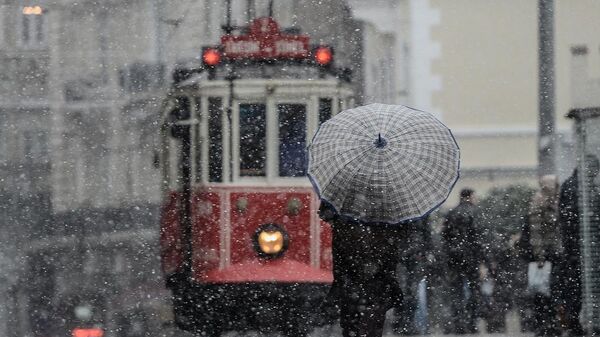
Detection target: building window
<box><xmin>20</xmin><ymin>5</ymin><xmax>46</xmax><ymax>48</ymax></box>
<box><xmin>318</xmin><ymin>98</ymin><xmax>332</xmax><ymax>125</ymax></box>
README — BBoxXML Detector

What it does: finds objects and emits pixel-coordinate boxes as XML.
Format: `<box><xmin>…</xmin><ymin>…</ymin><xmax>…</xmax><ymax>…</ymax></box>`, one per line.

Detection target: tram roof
<box><xmin>171</xmin><ymin>71</ymin><xmax>350</xmax><ymax>92</ymax></box>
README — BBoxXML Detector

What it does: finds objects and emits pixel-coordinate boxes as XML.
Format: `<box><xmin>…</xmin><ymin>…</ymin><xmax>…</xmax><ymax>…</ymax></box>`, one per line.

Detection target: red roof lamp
<box><xmin>203</xmin><ymin>48</ymin><xmax>221</xmax><ymax>67</ymax></box>
<box><xmin>314</xmin><ymin>46</ymin><xmax>333</xmax><ymax>66</ymax></box>
<box><xmin>72</xmin><ymin>328</ymin><xmax>104</xmax><ymax>337</ymax></box>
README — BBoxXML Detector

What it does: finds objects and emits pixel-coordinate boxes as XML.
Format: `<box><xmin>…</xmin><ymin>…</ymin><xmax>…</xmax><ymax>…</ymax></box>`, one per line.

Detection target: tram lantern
<box><xmin>313</xmin><ymin>46</ymin><xmax>334</xmax><ymax>67</ymax></box>
<box><xmin>202</xmin><ymin>47</ymin><xmax>221</xmax><ymax>67</ymax></box>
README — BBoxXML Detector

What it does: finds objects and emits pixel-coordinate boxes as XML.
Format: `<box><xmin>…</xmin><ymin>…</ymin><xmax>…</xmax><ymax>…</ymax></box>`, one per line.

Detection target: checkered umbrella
<box><xmin>308</xmin><ymin>103</ymin><xmax>460</xmax><ymax>225</ymax></box>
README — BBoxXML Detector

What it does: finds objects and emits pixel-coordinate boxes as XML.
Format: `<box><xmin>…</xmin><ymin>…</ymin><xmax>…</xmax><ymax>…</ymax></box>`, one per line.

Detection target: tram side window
<box><xmin>319</xmin><ymin>98</ymin><xmax>332</xmax><ymax>125</ymax></box>
<box><xmin>167</xmin><ymin>97</ymin><xmax>190</xmax><ymax>190</ymax></box>
<box><xmin>279</xmin><ymin>104</ymin><xmax>307</xmax><ymax>177</ymax></box>
<box><xmin>208</xmin><ymin>97</ymin><xmax>223</xmax><ymax>182</ymax></box>
<box><xmin>239</xmin><ymin>103</ymin><xmax>266</xmax><ymax>177</ymax></box>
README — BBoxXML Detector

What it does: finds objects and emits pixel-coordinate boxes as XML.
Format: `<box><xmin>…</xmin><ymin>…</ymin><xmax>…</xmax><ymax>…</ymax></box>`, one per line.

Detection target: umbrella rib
<box><xmin>389</xmin><ymin>119</ymin><xmax>447</xmax><ymax>140</ymax></box>
<box><xmin>397</xmin><ymin>144</ymin><xmax>459</xmax><ymax>161</ymax></box>
<box><xmin>378</xmin><ymin>155</ymin><xmax>426</xmax><ymax>219</ymax></box>
<box><xmin>394</xmin><ymin>151</ymin><xmax>458</xmax><ymax>184</ymax></box>
<box><xmin>309</xmin><ymin>143</ymin><xmax>373</xmax><ymax>168</ymax></box>
<box><xmin>310</xmin><ymin>136</ymin><xmax>371</xmax><ymax>147</ymax></box>
<box><xmin>320</xmin><ymin>146</ymin><xmax>374</xmax><ymax>199</ymax></box>
<box><xmin>381</xmin><ymin>105</ymin><xmax>411</xmax><ymax>135</ymax></box>
<box><xmin>386</xmin><ymin>146</ymin><xmax>458</xmax><ymax>199</ymax></box>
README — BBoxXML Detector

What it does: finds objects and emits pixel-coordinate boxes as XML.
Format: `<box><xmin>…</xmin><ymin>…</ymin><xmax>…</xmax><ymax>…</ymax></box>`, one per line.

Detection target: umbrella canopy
<box><xmin>308</xmin><ymin>103</ymin><xmax>460</xmax><ymax>225</ymax></box>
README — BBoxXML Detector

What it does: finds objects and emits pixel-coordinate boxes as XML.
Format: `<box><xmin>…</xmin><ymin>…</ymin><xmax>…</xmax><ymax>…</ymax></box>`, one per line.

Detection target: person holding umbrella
<box><xmin>309</xmin><ymin>103</ymin><xmax>460</xmax><ymax>337</ymax></box>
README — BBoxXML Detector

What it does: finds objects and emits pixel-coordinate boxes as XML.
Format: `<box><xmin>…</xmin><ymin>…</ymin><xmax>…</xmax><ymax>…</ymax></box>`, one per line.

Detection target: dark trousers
<box><xmin>329</xmin><ymin>223</ymin><xmax>403</xmax><ymax>337</ymax></box>
<box><xmin>532</xmin><ymin>293</ymin><xmax>559</xmax><ymax>337</ymax></box>
<box><xmin>562</xmin><ymin>277</ymin><xmax>583</xmax><ymax>335</ymax></box>
<box><xmin>393</xmin><ymin>257</ymin><xmax>425</xmax><ymax>335</ymax></box>
<box><xmin>447</xmin><ymin>267</ymin><xmax>480</xmax><ymax>334</ymax></box>
<box><xmin>559</xmin><ymin>259</ymin><xmax>584</xmax><ymax>336</ymax></box>
<box><xmin>340</xmin><ymin>301</ymin><xmax>388</xmax><ymax>337</ymax></box>
<box><xmin>481</xmin><ymin>291</ymin><xmax>509</xmax><ymax>333</ymax></box>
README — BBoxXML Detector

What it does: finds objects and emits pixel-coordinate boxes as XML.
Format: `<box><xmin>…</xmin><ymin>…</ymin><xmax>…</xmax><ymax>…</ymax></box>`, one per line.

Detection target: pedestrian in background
<box><xmin>441</xmin><ymin>188</ymin><xmax>484</xmax><ymax>334</ymax></box>
<box><xmin>392</xmin><ymin>217</ymin><xmax>433</xmax><ymax>335</ymax></box>
<box><xmin>480</xmin><ymin>234</ymin><xmax>520</xmax><ymax>334</ymax></box>
<box><xmin>522</xmin><ymin>175</ymin><xmax>562</xmax><ymax>337</ymax></box>
<box><xmin>558</xmin><ymin>155</ymin><xmax>599</xmax><ymax>337</ymax></box>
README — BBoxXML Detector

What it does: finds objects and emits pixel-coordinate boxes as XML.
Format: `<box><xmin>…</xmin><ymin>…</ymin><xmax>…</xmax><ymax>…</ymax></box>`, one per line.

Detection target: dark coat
<box><xmin>441</xmin><ymin>201</ymin><xmax>483</xmax><ymax>270</ymax></box>
<box><xmin>559</xmin><ymin>171</ymin><xmax>581</xmax><ymax>259</ymax></box>
<box><xmin>521</xmin><ymin>177</ymin><xmax>562</xmax><ymax>264</ymax></box>
<box><xmin>557</xmin><ymin>171</ymin><xmax>583</xmax><ymax>298</ymax></box>
<box><xmin>557</xmin><ymin>169</ymin><xmax>589</xmax><ymax>333</ymax></box>
<box><xmin>318</xmin><ymin>203</ymin><xmax>403</xmax><ymax>337</ymax></box>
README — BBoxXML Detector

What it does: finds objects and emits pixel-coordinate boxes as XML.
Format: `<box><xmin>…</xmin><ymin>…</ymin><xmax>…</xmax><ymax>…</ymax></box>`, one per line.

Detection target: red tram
<box><xmin>159</xmin><ymin>17</ymin><xmax>354</xmax><ymax>336</ymax></box>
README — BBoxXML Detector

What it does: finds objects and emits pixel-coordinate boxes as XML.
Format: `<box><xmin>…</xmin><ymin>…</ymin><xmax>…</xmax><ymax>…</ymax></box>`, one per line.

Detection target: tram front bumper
<box><xmin>171</xmin><ymin>280</ymin><xmax>332</xmax><ymax>333</ymax></box>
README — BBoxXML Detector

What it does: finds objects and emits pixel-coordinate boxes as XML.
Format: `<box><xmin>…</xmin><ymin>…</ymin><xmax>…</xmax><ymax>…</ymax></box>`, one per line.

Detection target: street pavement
<box><xmin>164</xmin><ymin>311</ymin><xmax>535</xmax><ymax>337</ymax></box>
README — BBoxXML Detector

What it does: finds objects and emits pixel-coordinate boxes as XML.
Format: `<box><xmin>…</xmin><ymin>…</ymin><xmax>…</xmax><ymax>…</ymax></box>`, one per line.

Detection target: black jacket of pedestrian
<box><xmin>557</xmin><ymin>169</ymin><xmax>586</xmax><ymax>336</ymax></box>
<box><xmin>318</xmin><ymin>202</ymin><xmax>403</xmax><ymax>337</ymax></box>
<box><xmin>559</xmin><ymin>171</ymin><xmax>581</xmax><ymax>260</ymax></box>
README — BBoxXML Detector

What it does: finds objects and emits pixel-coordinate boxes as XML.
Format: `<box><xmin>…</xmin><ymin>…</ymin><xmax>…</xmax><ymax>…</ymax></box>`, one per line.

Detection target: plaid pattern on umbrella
<box><xmin>308</xmin><ymin>103</ymin><xmax>460</xmax><ymax>224</ymax></box>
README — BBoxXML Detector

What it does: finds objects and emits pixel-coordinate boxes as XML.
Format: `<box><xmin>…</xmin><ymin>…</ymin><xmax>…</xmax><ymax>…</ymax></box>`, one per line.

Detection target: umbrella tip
<box><xmin>375</xmin><ymin>133</ymin><xmax>387</xmax><ymax>148</ymax></box>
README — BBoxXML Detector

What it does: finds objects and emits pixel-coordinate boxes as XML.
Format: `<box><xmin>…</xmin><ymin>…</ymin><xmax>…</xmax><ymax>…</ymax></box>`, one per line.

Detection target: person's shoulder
<box><xmin>530</xmin><ymin>191</ymin><xmax>544</xmax><ymax>206</ymax></box>
<box><xmin>455</xmin><ymin>201</ymin><xmax>475</xmax><ymax>213</ymax></box>
<box><xmin>559</xmin><ymin>174</ymin><xmax>578</xmax><ymax>195</ymax></box>
<box><xmin>444</xmin><ymin>206</ymin><xmax>457</xmax><ymax>218</ymax></box>
<box><xmin>562</xmin><ymin>173</ymin><xmax>577</xmax><ymax>187</ymax></box>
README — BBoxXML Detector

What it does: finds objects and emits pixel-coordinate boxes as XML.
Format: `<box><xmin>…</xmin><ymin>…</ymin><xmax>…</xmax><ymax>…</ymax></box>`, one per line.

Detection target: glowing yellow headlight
<box><xmin>258</xmin><ymin>231</ymin><xmax>284</xmax><ymax>254</ymax></box>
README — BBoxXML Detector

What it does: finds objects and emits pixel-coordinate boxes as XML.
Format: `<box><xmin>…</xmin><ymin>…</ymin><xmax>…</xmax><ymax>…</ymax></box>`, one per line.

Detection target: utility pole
<box><xmin>538</xmin><ymin>0</ymin><xmax>556</xmax><ymax>176</ymax></box>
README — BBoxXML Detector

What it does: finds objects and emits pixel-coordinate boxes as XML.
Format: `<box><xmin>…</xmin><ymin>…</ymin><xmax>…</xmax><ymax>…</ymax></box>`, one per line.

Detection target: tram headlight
<box><xmin>253</xmin><ymin>224</ymin><xmax>289</xmax><ymax>258</ymax></box>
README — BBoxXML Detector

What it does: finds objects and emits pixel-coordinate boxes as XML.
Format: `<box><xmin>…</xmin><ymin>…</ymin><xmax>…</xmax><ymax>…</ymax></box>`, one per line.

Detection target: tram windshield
<box><xmin>164</xmin><ymin>81</ymin><xmax>351</xmax><ymax>186</ymax></box>
<box><xmin>239</xmin><ymin>103</ymin><xmax>267</xmax><ymax>177</ymax></box>
<box><xmin>278</xmin><ymin>104</ymin><xmax>307</xmax><ymax>177</ymax></box>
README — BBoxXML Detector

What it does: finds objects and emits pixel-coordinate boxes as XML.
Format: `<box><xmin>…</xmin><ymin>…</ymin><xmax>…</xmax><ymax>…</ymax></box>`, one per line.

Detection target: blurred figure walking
<box><xmin>441</xmin><ymin>188</ymin><xmax>484</xmax><ymax>334</ymax></box>
<box><xmin>558</xmin><ymin>156</ymin><xmax>599</xmax><ymax>337</ymax></box>
<box><xmin>480</xmin><ymin>234</ymin><xmax>521</xmax><ymax>334</ymax></box>
<box><xmin>522</xmin><ymin>175</ymin><xmax>562</xmax><ymax>337</ymax></box>
<box><xmin>392</xmin><ymin>218</ymin><xmax>433</xmax><ymax>335</ymax></box>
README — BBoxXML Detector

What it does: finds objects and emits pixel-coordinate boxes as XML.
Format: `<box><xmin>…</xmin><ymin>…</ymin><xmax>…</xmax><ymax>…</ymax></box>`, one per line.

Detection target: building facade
<box><xmin>350</xmin><ymin>0</ymin><xmax>600</xmax><ymax>204</ymax></box>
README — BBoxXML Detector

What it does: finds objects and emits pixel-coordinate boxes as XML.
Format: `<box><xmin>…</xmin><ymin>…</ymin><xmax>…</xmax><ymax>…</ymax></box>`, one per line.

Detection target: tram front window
<box><xmin>278</xmin><ymin>104</ymin><xmax>307</xmax><ymax>177</ymax></box>
<box><xmin>318</xmin><ymin>98</ymin><xmax>332</xmax><ymax>125</ymax></box>
<box><xmin>208</xmin><ymin>97</ymin><xmax>223</xmax><ymax>182</ymax></box>
<box><xmin>239</xmin><ymin>103</ymin><xmax>266</xmax><ymax>177</ymax></box>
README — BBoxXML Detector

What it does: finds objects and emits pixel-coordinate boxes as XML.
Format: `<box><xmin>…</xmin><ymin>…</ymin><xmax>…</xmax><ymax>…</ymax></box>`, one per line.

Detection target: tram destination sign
<box><xmin>221</xmin><ymin>17</ymin><xmax>310</xmax><ymax>60</ymax></box>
